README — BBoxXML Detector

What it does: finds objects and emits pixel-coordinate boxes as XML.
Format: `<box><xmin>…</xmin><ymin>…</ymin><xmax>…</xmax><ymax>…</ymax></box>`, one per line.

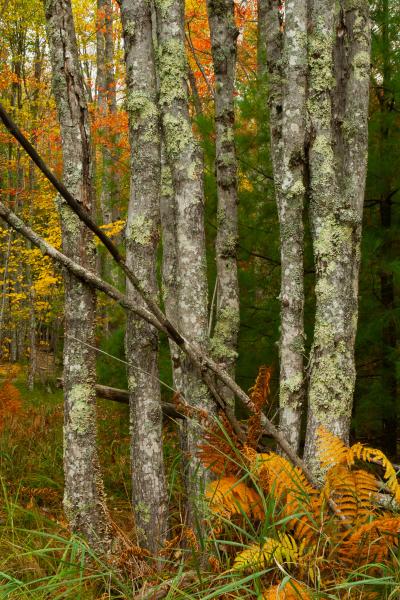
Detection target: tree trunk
<box><xmin>266</xmin><ymin>0</ymin><xmax>306</xmax><ymax>454</ymax></box>
<box><xmin>160</xmin><ymin>152</ymin><xmax>184</xmax><ymax>392</ymax></box>
<box><xmin>206</xmin><ymin>0</ymin><xmax>240</xmax><ymax>406</ymax></box>
<box><xmin>44</xmin><ymin>0</ymin><xmax>115</xmax><ymax>553</ymax></box>
<box><xmin>155</xmin><ymin>0</ymin><xmax>214</xmax><ymax>525</ymax></box>
<box><xmin>120</xmin><ymin>0</ymin><xmax>168</xmax><ymax>553</ymax></box>
<box><xmin>378</xmin><ymin>0</ymin><xmax>397</xmax><ymax>457</ymax></box>
<box><xmin>304</xmin><ymin>0</ymin><xmax>370</xmax><ymax>472</ymax></box>
<box><xmin>96</xmin><ymin>0</ymin><xmax>120</xmax><ymax>291</ymax></box>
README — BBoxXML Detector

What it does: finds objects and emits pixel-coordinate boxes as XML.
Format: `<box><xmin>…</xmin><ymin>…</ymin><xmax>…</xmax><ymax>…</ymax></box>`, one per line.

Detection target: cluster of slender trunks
<box><xmin>0</xmin><ymin>0</ymin><xmax>370</xmax><ymax>558</ymax></box>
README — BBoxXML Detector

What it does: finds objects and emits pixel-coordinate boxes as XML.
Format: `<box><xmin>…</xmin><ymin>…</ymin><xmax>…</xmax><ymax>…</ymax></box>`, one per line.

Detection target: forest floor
<box><xmin>1</xmin><ymin>368</ymin><xmax>400</xmax><ymax>599</ymax></box>
<box><xmin>0</xmin><ymin>368</ymin><xmax>175</xmax><ymax>599</ymax></box>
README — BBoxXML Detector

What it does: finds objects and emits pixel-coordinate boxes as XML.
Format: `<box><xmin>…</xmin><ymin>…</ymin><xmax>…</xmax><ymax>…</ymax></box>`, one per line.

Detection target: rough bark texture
<box><xmin>304</xmin><ymin>0</ymin><xmax>371</xmax><ymax>472</ymax></box>
<box><xmin>206</xmin><ymin>0</ymin><xmax>240</xmax><ymax>404</ymax></box>
<box><xmin>155</xmin><ymin>0</ymin><xmax>214</xmax><ymax>523</ymax></box>
<box><xmin>96</xmin><ymin>0</ymin><xmax>118</xmax><ymax>220</ymax></box>
<box><xmin>160</xmin><ymin>153</ymin><xmax>184</xmax><ymax>392</ymax></box>
<box><xmin>120</xmin><ymin>0</ymin><xmax>168</xmax><ymax>553</ymax></box>
<box><xmin>96</xmin><ymin>0</ymin><xmax>119</xmax><ymax>288</ymax></box>
<box><xmin>44</xmin><ymin>0</ymin><xmax>115</xmax><ymax>553</ymax></box>
<box><xmin>266</xmin><ymin>0</ymin><xmax>306</xmax><ymax>453</ymax></box>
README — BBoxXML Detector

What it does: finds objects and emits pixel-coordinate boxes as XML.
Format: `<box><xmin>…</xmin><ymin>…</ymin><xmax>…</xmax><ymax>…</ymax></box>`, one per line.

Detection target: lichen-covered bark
<box><xmin>120</xmin><ymin>0</ymin><xmax>168</xmax><ymax>553</ymax></box>
<box><xmin>155</xmin><ymin>0</ymin><xmax>214</xmax><ymax>523</ymax></box>
<box><xmin>266</xmin><ymin>0</ymin><xmax>306</xmax><ymax>453</ymax></box>
<box><xmin>160</xmin><ymin>153</ymin><xmax>184</xmax><ymax>391</ymax></box>
<box><xmin>206</xmin><ymin>0</ymin><xmax>240</xmax><ymax>405</ymax></box>
<box><xmin>44</xmin><ymin>0</ymin><xmax>115</xmax><ymax>552</ymax></box>
<box><xmin>303</xmin><ymin>0</ymin><xmax>370</xmax><ymax>472</ymax></box>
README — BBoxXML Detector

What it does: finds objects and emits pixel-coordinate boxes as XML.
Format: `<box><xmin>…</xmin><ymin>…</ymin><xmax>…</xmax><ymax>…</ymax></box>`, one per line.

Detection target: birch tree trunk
<box><xmin>160</xmin><ymin>154</ymin><xmax>184</xmax><ymax>391</ymax></box>
<box><xmin>96</xmin><ymin>0</ymin><xmax>117</xmax><ymax>225</ymax></box>
<box><xmin>206</xmin><ymin>0</ymin><xmax>240</xmax><ymax>404</ymax></box>
<box><xmin>155</xmin><ymin>0</ymin><xmax>214</xmax><ymax>523</ymax></box>
<box><xmin>45</xmin><ymin>0</ymin><xmax>115</xmax><ymax>552</ymax></box>
<box><xmin>120</xmin><ymin>0</ymin><xmax>168</xmax><ymax>553</ymax></box>
<box><xmin>266</xmin><ymin>0</ymin><xmax>306</xmax><ymax>453</ymax></box>
<box><xmin>96</xmin><ymin>0</ymin><xmax>120</xmax><ymax>290</ymax></box>
<box><xmin>304</xmin><ymin>0</ymin><xmax>370</xmax><ymax>471</ymax></box>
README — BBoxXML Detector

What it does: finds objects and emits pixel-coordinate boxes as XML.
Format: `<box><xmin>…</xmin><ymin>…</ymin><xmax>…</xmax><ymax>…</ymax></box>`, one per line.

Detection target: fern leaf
<box><xmin>339</xmin><ymin>516</ymin><xmax>400</xmax><ymax>566</ymax></box>
<box><xmin>348</xmin><ymin>443</ymin><xmax>400</xmax><ymax>503</ymax></box>
<box><xmin>318</xmin><ymin>428</ymin><xmax>400</xmax><ymax>504</ymax></box>
<box><xmin>233</xmin><ymin>533</ymin><xmax>303</xmax><ymax>571</ymax></box>
<box><xmin>198</xmin><ymin>413</ymin><xmax>243</xmax><ymax>476</ymax></box>
<box><xmin>246</xmin><ymin>366</ymin><xmax>272</xmax><ymax>449</ymax></box>
<box><xmin>323</xmin><ymin>464</ymin><xmax>378</xmax><ymax>526</ymax></box>
<box><xmin>317</xmin><ymin>427</ymin><xmax>351</xmax><ymax>469</ymax></box>
<box><xmin>206</xmin><ymin>476</ymin><xmax>264</xmax><ymax>520</ymax></box>
<box><xmin>246</xmin><ymin>451</ymin><xmax>322</xmax><ymax>543</ymax></box>
<box><xmin>262</xmin><ymin>581</ymin><xmax>312</xmax><ymax>599</ymax></box>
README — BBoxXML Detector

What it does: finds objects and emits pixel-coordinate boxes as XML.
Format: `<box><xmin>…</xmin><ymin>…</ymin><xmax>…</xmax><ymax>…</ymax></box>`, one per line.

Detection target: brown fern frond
<box><xmin>339</xmin><ymin>517</ymin><xmax>400</xmax><ymax>566</ymax></box>
<box><xmin>198</xmin><ymin>413</ymin><xmax>243</xmax><ymax>476</ymax></box>
<box><xmin>323</xmin><ymin>465</ymin><xmax>378</xmax><ymax>526</ymax></box>
<box><xmin>348</xmin><ymin>443</ymin><xmax>400</xmax><ymax>503</ymax></box>
<box><xmin>246</xmin><ymin>366</ymin><xmax>272</xmax><ymax>449</ymax></box>
<box><xmin>206</xmin><ymin>475</ymin><xmax>264</xmax><ymax>521</ymax></box>
<box><xmin>0</xmin><ymin>379</ymin><xmax>22</xmax><ymax>431</ymax></box>
<box><xmin>262</xmin><ymin>581</ymin><xmax>312</xmax><ymax>599</ymax></box>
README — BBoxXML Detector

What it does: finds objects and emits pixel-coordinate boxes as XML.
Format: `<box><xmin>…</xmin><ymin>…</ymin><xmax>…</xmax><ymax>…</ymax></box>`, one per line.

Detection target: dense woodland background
<box><xmin>0</xmin><ymin>0</ymin><xmax>398</xmax><ymax>452</ymax></box>
<box><xmin>1</xmin><ymin>0</ymin><xmax>400</xmax><ymax>597</ymax></box>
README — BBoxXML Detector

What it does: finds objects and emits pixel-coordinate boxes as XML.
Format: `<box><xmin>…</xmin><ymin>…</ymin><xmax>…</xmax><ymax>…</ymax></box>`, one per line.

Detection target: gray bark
<box><xmin>160</xmin><ymin>153</ymin><xmax>184</xmax><ymax>392</ymax></box>
<box><xmin>266</xmin><ymin>0</ymin><xmax>306</xmax><ymax>454</ymax></box>
<box><xmin>96</xmin><ymin>0</ymin><xmax>119</xmax><ymax>289</ymax></box>
<box><xmin>120</xmin><ymin>0</ymin><xmax>168</xmax><ymax>553</ymax></box>
<box><xmin>44</xmin><ymin>0</ymin><xmax>115</xmax><ymax>553</ymax></box>
<box><xmin>206</xmin><ymin>0</ymin><xmax>240</xmax><ymax>405</ymax></box>
<box><xmin>96</xmin><ymin>0</ymin><xmax>117</xmax><ymax>226</ymax></box>
<box><xmin>155</xmin><ymin>0</ymin><xmax>214</xmax><ymax>522</ymax></box>
<box><xmin>303</xmin><ymin>0</ymin><xmax>370</xmax><ymax>472</ymax></box>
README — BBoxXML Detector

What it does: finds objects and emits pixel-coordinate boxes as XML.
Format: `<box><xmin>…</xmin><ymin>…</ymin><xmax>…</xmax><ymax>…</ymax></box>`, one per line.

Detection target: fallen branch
<box><xmin>56</xmin><ymin>378</ymin><xmax>183</xmax><ymax>419</ymax></box>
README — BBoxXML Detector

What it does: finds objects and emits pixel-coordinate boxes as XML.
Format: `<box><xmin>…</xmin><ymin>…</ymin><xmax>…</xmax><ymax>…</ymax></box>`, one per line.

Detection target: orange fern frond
<box><xmin>348</xmin><ymin>443</ymin><xmax>400</xmax><ymax>503</ymax></box>
<box><xmin>0</xmin><ymin>378</ymin><xmax>22</xmax><ymax>430</ymax></box>
<box><xmin>198</xmin><ymin>413</ymin><xmax>243</xmax><ymax>476</ymax></box>
<box><xmin>262</xmin><ymin>581</ymin><xmax>312</xmax><ymax>599</ymax></box>
<box><xmin>317</xmin><ymin>427</ymin><xmax>351</xmax><ymax>469</ymax></box>
<box><xmin>246</xmin><ymin>451</ymin><xmax>322</xmax><ymax>544</ymax></box>
<box><xmin>339</xmin><ymin>517</ymin><xmax>400</xmax><ymax>566</ymax></box>
<box><xmin>205</xmin><ymin>475</ymin><xmax>264</xmax><ymax>521</ymax></box>
<box><xmin>246</xmin><ymin>366</ymin><xmax>272</xmax><ymax>449</ymax></box>
<box><xmin>317</xmin><ymin>428</ymin><xmax>400</xmax><ymax>504</ymax></box>
<box><xmin>249</xmin><ymin>365</ymin><xmax>272</xmax><ymax>410</ymax></box>
<box><xmin>323</xmin><ymin>464</ymin><xmax>378</xmax><ymax>526</ymax></box>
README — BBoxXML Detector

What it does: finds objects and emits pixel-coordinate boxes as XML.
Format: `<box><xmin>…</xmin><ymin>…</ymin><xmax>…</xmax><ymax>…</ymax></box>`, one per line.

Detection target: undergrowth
<box><xmin>0</xmin><ymin>365</ymin><xmax>400</xmax><ymax>598</ymax></box>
